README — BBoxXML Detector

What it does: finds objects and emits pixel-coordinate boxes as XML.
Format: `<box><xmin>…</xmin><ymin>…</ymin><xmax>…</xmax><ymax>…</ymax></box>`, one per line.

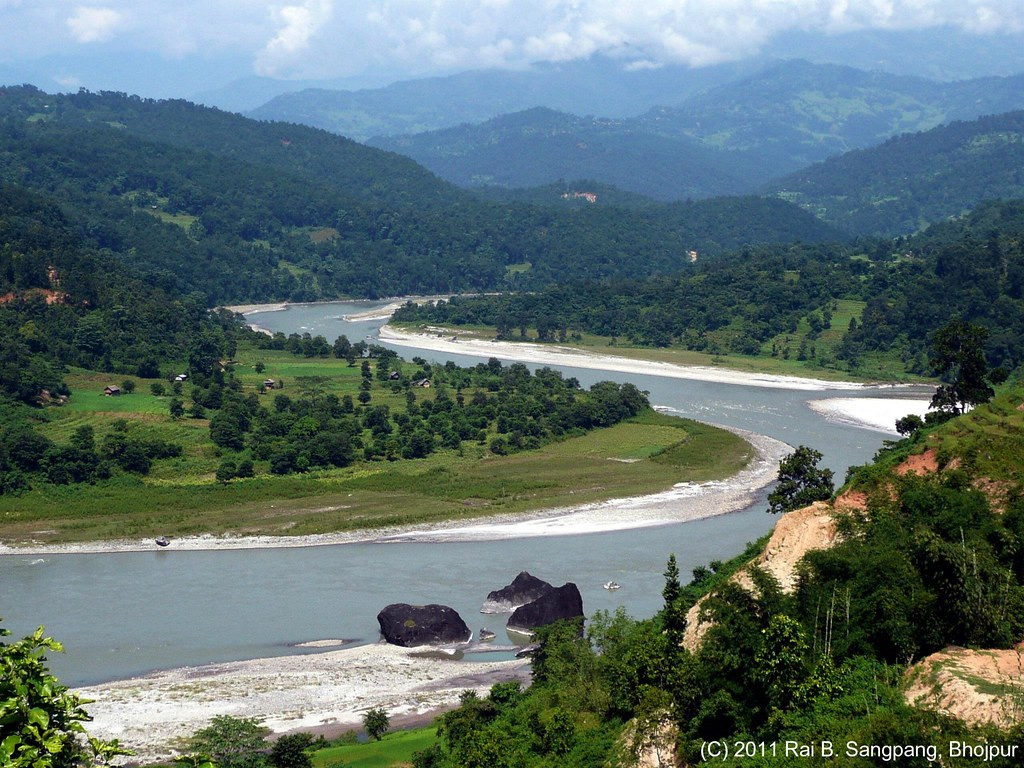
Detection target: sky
<box><xmin>2</xmin><ymin>0</ymin><xmax>1024</xmax><ymax>97</ymax></box>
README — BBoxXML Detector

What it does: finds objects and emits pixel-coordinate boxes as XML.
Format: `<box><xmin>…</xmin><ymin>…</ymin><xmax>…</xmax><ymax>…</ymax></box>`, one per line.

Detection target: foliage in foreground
<box><xmin>0</xmin><ymin>620</ymin><xmax>128</xmax><ymax>768</ymax></box>
<box><xmin>419</xmin><ymin>391</ymin><xmax>1024</xmax><ymax>766</ymax></box>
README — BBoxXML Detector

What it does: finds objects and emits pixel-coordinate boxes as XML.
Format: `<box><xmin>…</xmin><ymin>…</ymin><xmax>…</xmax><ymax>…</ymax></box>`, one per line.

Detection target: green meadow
<box><xmin>312</xmin><ymin>727</ymin><xmax>437</xmax><ymax>768</ymax></box>
<box><xmin>0</xmin><ymin>345</ymin><xmax>752</xmax><ymax>546</ymax></box>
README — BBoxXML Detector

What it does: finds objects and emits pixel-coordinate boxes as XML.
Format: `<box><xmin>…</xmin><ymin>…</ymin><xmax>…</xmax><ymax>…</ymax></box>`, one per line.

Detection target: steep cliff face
<box><xmin>905</xmin><ymin>646</ymin><xmax>1024</xmax><ymax>728</ymax></box>
<box><xmin>683</xmin><ymin>501</ymin><xmax>839</xmax><ymax>652</ymax></box>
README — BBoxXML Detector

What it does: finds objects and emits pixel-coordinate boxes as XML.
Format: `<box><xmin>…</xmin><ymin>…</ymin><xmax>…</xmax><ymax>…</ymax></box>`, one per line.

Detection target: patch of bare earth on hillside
<box><xmin>895</xmin><ymin>448</ymin><xmax>940</xmax><ymax>476</ymax></box>
<box><xmin>905</xmin><ymin>646</ymin><xmax>1024</xmax><ymax>728</ymax></box>
<box><xmin>683</xmin><ymin>501</ymin><xmax>839</xmax><ymax>652</ymax></box>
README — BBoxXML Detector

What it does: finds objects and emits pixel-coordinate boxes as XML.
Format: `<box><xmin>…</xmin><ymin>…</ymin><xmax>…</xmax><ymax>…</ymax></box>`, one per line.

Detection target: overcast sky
<box><xmin>2</xmin><ymin>0</ymin><xmax>1024</xmax><ymax>93</ymax></box>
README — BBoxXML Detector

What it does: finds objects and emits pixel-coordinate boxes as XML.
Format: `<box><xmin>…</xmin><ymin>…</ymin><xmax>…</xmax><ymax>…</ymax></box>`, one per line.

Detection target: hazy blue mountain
<box><xmin>764</xmin><ymin>27</ymin><xmax>1024</xmax><ymax>81</ymax></box>
<box><xmin>369</xmin><ymin>107</ymin><xmax>768</xmax><ymax>200</ymax></box>
<box><xmin>246</xmin><ymin>56</ymin><xmax>760</xmax><ymax>141</ymax></box>
<box><xmin>635</xmin><ymin>60</ymin><xmax>1024</xmax><ymax>176</ymax></box>
<box><xmin>190</xmin><ymin>73</ymin><xmax>400</xmax><ymax>114</ymax></box>
<box><xmin>367</xmin><ymin>61</ymin><xmax>1024</xmax><ymax>199</ymax></box>
<box><xmin>768</xmin><ymin>110</ymin><xmax>1024</xmax><ymax>236</ymax></box>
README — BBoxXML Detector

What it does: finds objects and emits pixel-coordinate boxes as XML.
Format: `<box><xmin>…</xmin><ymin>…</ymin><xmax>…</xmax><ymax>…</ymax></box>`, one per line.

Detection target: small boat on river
<box><xmin>479</xmin><ymin>628</ymin><xmax>496</xmax><ymax>641</ymax></box>
<box><xmin>603</xmin><ymin>581</ymin><xmax>621</xmax><ymax>590</ymax></box>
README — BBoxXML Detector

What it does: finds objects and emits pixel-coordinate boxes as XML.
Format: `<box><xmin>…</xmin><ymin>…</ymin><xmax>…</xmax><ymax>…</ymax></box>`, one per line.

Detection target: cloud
<box><xmin>1</xmin><ymin>1</ymin><xmax>1022</xmax><ymax>81</ymax></box>
<box><xmin>256</xmin><ymin>0</ymin><xmax>334</xmax><ymax>75</ymax></box>
<box><xmin>66</xmin><ymin>6</ymin><xmax>123</xmax><ymax>43</ymax></box>
<box><xmin>341</xmin><ymin>0</ymin><xmax>1024</xmax><ymax>74</ymax></box>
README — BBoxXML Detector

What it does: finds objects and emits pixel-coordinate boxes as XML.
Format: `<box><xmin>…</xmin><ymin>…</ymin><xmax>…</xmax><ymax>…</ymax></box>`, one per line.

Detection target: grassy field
<box><xmin>392</xmin><ymin>311</ymin><xmax>930</xmax><ymax>384</ymax></box>
<box><xmin>312</xmin><ymin>728</ymin><xmax>437</xmax><ymax>768</ymax></box>
<box><xmin>0</xmin><ymin>348</ymin><xmax>752</xmax><ymax>546</ymax></box>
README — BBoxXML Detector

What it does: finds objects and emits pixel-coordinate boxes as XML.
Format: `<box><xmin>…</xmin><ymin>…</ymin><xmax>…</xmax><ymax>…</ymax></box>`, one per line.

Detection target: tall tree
<box><xmin>767</xmin><ymin>446</ymin><xmax>834</xmax><ymax>515</ymax></box>
<box><xmin>929</xmin><ymin>317</ymin><xmax>994</xmax><ymax>415</ymax></box>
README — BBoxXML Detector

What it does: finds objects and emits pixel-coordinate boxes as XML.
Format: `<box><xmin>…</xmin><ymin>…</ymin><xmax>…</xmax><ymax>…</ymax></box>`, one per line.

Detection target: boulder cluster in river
<box><xmin>376</xmin><ymin>571</ymin><xmax>585</xmax><ymax>647</ymax></box>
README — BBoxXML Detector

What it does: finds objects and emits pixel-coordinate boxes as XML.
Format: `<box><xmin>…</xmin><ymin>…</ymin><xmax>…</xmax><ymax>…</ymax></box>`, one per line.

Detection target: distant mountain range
<box><xmin>768</xmin><ymin>110</ymin><xmax>1024</xmax><ymax>235</ymax></box>
<box><xmin>0</xmin><ymin>85</ymin><xmax>842</xmax><ymax>302</ymax></box>
<box><xmin>369</xmin><ymin>107</ymin><xmax>766</xmax><ymax>201</ymax></box>
<box><xmin>246</xmin><ymin>56</ymin><xmax>762</xmax><ymax>141</ymax></box>
<box><xmin>365</xmin><ymin>60</ymin><xmax>1024</xmax><ymax>201</ymax></box>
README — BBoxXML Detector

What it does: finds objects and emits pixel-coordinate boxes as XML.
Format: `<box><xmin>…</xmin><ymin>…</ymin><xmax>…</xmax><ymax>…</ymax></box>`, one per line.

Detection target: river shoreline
<box><xmin>74</xmin><ymin>641</ymin><xmax>529</xmax><ymax>764</ymax></box>
<box><xmin>0</xmin><ymin>425</ymin><xmax>788</xmax><ymax>556</ymax></box>
<box><xmin>381</xmin><ymin>325</ymin><xmax>876</xmax><ymax>391</ymax></box>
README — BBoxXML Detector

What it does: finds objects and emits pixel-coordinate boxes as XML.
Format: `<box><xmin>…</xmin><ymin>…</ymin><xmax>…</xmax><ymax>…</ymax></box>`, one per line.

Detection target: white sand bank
<box><xmin>75</xmin><ymin>642</ymin><xmax>528</xmax><ymax>763</ymax></box>
<box><xmin>381</xmin><ymin>326</ymin><xmax>868</xmax><ymax>391</ymax></box>
<box><xmin>807</xmin><ymin>397</ymin><xmax>932</xmax><ymax>434</ymax></box>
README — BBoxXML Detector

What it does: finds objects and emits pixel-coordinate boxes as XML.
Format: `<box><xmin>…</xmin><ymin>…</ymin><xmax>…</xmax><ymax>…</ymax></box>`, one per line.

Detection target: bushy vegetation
<box><xmin>0</xmin><ymin>85</ymin><xmax>840</xmax><ymax>307</ymax></box>
<box><xmin>396</xmin><ymin>200</ymin><xmax>1024</xmax><ymax>379</ymax></box>
<box><xmin>771</xmin><ymin>110</ymin><xmax>1024</xmax><ymax>235</ymax></box>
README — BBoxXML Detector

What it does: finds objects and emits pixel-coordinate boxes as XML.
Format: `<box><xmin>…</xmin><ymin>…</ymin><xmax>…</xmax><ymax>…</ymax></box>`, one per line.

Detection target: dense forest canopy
<box><xmin>396</xmin><ymin>199</ymin><xmax>1024</xmax><ymax>377</ymax></box>
<box><xmin>0</xmin><ymin>85</ymin><xmax>842</xmax><ymax>304</ymax></box>
<box><xmin>769</xmin><ymin>110</ymin><xmax>1024</xmax><ymax>236</ymax></box>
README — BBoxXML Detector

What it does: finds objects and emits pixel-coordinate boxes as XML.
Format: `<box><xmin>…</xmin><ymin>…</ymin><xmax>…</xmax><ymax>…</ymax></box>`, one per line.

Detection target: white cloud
<box><xmin>256</xmin><ymin>0</ymin><xmax>334</xmax><ymax>75</ymax></box>
<box><xmin>1</xmin><ymin>1</ymin><xmax>1022</xmax><ymax>80</ymax></box>
<box><xmin>66</xmin><ymin>6</ymin><xmax>122</xmax><ymax>43</ymax></box>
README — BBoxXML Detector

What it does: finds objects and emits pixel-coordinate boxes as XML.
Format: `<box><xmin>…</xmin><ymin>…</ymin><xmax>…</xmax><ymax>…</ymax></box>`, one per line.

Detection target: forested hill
<box><xmin>0</xmin><ymin>85</ymin><xmax>842</xmax><ymax>302</ymax></box>
<box><xmin>0</xmin><ymin>184</ymin><xmax>243</xmax><ymax>403</ymax></box>
<box><xmin>367</xmin><ymin>61</ymin><xmax>1024</xmax><ymax>201</ymax></box>
<box><xmin>636</xmin><ymin>60</ymin><xmax>1024</xmax><ymax>177</ymax></box>
<box><xmin>368</xmin><ymin>107</ymin><xmax>766</xmax><ymax>201</ymax></box>
<box><xmin>395</xmin><ymin>198</ymin><xmax>1024</xmax><ymax>378</ymax></box>
<box><xmin>0</xmin><ymin>85</ymin><xmax>464</xmax><ymax>211</ymax></box>
<box><xmin>768</xmin><ymin>110</ymin><xmax>1024</xmax><ymax>236</ymax></box>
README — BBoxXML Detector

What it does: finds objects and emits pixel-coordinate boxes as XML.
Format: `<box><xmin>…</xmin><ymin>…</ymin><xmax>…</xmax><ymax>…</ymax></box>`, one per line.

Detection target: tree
<box><xmin>268</xmin><ymin>733</ymin><xmax>314</xmax><ymax>768</ymax></box>
<box><xmin>895</xmin><ymin>413</ymin><xmax>925</xmax><ymax>437</ymax></box>
<box><xmin>662</xmin><ymin>554</ymin><xmax>685</xmax><ymax>649</ymax></box>
<box><xmin>929</xmin><ymin>318</ymin><xmax>994</xmax><ymax>415</ymax></box>
<box><xmin>216</xmin><ymin>459</ymin><xmax>236</xmax><ymax>485</ymax></box>
<box><xmin>1</xmin><ymin>620</ymin><xmax>129</xmax><ymax>768</ymax></box>
<box><xmin>187</xmin><ymin>716</ymin><xmax>268</xmax><ymax>768</ymax></box>
<box><xmin>767</xmin><ymin>445</ymin><xmax>834</xmax><ymax>514</ymax></box>
<box><xmin>362</xmin><ymin>707</ymin><xmax>390</xmax><ymax>741</ymax></box>
<box><xmin>168</xmin><ymin>398</ymin><xmax>185</xmax><ymax>419</ymax></box>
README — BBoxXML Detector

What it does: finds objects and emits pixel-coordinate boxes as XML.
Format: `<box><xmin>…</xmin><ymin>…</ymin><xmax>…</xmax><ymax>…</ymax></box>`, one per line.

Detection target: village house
<box><xmin>103</xmin><ymin>385</ymin><xmax>121</xmax><ymax>396</ymax></box>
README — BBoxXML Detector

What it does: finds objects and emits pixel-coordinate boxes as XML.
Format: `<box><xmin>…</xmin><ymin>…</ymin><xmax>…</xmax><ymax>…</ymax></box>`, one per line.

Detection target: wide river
<box><xmin>1</xmin><ymin>301</ymin><xmax>928</xmax><ymax>685</ymax></box>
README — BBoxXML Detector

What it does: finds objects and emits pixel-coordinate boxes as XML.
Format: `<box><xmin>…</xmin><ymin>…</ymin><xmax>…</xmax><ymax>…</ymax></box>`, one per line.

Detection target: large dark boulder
<box><xmin>507</xmin><ymin>583</ymin><xmax>584</xmax><ymax>633</ymax></box>
<box><xmin>377</xmin><ymin>603</ymin><xmax>471</xmax><ymax>647</ymax></box>
<box><xmin>481</xmin><ymin>571</ymin><xmax>554</xmax><ymax>614</ymax></box>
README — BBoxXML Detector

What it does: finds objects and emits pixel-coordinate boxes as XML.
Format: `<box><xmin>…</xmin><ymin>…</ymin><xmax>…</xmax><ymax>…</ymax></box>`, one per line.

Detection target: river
<box><xmin>0</xmin><ymin>300</ymin><xmax>929</xmax><ymax>686</ymax></box>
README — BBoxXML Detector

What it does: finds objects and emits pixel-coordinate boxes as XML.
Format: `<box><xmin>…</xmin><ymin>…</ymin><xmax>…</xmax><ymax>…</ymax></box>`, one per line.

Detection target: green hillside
<box><xmin>367</xmin><ymin>61</ymin><xmax>1024</xmax><ymax>201</ymax></box>
<box><xmin>0</xmin><ymin>85</ymin><xmax>843</xmax><ymax>303</ymax></box>
<box><xmin>769</xmin><ymin>110</ymin><xmax>1024</xmax><ymax>235</ymax></box>
<box><xmin>369</xmin><ymin>107</ymin><xmax>765</xmax><ymax>200</ymax></box>
<box><xmin>395</xmin><ymin>198</ymin><xmax>1024</xmax><ymax>379</ymax></box>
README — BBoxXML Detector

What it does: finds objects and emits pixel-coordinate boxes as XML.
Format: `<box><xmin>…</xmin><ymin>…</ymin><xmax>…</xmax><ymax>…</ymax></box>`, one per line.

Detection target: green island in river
<box><xmin>0</xmin><ymin>332</ymin><xmax>755</xmax><ymax>548</ymax></box>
